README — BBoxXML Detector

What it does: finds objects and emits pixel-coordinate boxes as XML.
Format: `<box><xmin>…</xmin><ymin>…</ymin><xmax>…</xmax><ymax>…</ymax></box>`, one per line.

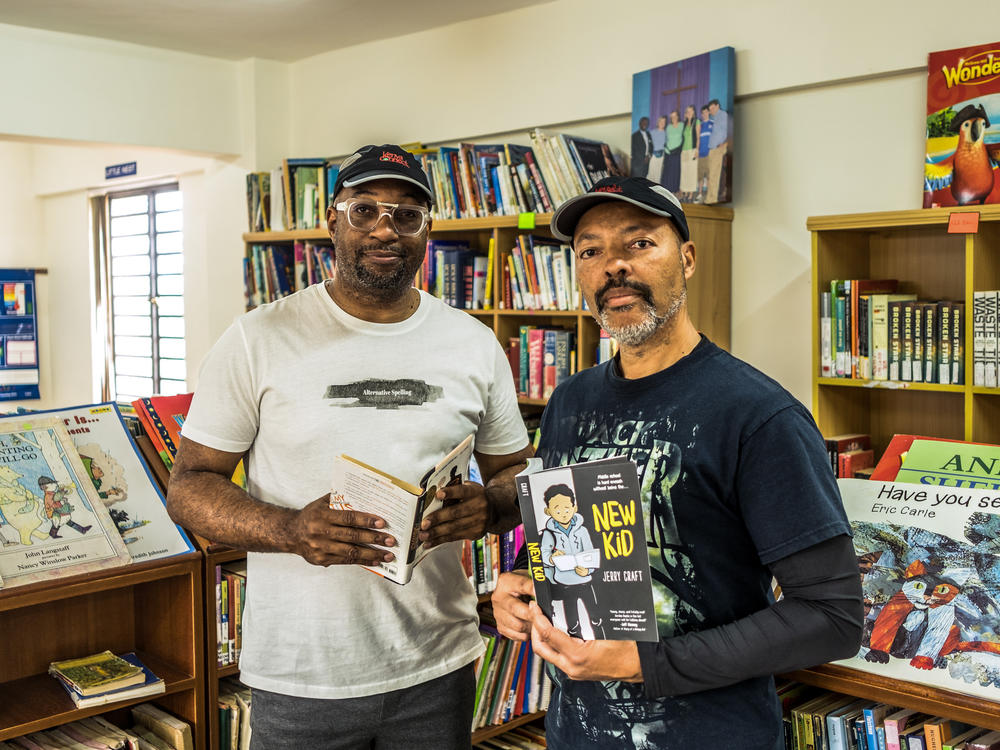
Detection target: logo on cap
<box><xmin>380</xmin><ymin>151</ymin><xmax>408</xmax><ymax>166</ymax></box>
<box><xmin>595</xmin><ymin>185</ymin><xmax>624</xmax><ymax>193</ymax></box>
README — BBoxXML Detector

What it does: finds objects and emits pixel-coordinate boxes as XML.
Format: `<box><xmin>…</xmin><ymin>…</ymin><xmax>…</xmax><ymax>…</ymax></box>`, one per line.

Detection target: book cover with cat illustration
<box><xmin>838</xmin><ymin>478</ymin><xmax>1000</xmax><ymax>700</ymax></box>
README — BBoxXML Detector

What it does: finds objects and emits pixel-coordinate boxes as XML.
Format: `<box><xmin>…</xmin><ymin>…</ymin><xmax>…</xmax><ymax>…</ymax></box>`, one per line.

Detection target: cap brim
<box><xmin>550</xmin><ymin>192</ymin><xmax>687</xmax><ymax>243</ymax></box>
<box><xmin>342</xmin><ymin>172</ymin><xmax>434</xmax><ymax>204</ymax></box>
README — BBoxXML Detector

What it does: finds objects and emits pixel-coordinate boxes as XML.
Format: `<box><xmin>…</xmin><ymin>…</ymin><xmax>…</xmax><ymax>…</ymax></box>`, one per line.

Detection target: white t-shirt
<box><xmin>182</xmin><ymin>283</ymin><xmax>528</xmax><ymax>699</ymax></box>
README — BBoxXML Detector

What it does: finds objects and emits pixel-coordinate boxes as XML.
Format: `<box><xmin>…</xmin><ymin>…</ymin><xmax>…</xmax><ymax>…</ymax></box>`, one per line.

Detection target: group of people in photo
<box><xmin>631</xmin><ymin>99</ymin><xmax>730</xmax><ymax>203</ymax></box>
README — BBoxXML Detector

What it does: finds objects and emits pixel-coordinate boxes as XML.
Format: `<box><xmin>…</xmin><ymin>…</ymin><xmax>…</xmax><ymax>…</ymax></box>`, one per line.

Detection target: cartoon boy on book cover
<box><xmin>540</xmin><ymin>481</ymin><xmax>605</xmax><ymax>639</ymax></box>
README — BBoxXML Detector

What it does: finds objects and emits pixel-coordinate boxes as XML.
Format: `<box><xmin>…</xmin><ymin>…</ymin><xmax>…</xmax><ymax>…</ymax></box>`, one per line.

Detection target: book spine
<box><xmin>924</xmin><ymin>302</ymin><xmax>937</xmax><ymax>384</ymax></box>
<box><xmin>912</xmin><ymin>303</ymin><xmax>924</xmax><ymax>383</ymax></box>
<box><xmin>888</xmin><ymin>300</ymin><xmax>903</xmax><ymax>381</ymax></box>
<box><xmin>821</xmin><ymin>292</ymin><xmax>833</xmax><ymax>377</ymax></box>
<box><xmin>938</xmin><ymin>302</ymin><xmax>951</xmax><ymax>384</ymax></box>
<box><xmin>902</xmin><ymin>301</ymin><xmax>914</xmax><ymax>381</ymax></box>
<box><xmin>835</xmin><ymin>295</ymin><xmax>848</xmax><ymax>377</ymax></box>
<box><xmin>523</xmin><ymin>150</ymin><xmax>554</xmax><ymax>212</ymax></box>
<box><xmin>974</xmin><ymin>290</ymin><xmax>987</xmax><ymax>386</ymax></box>
<box><xmin>543</xmin><ymin>330</ymin><xmax>557</xmax><ymax>399</ymax></box>
<box><xmin>528</xmin><ymin>329</ymin><xmax>545</xmax><ymax>399</ymax></box>
<box><xmin>987</xmin><ymin>291</ymin><xmax>999</xmax><ymax>388</ymax></box>
<box><xmin>952</xmin><ymin>301</ymin><xmax>964</xmax><ymax>385</ymax></box>
<box><xmin>518</xmin><ymin>325</ymin><xmax>531</xmax><ymax>396</ymax></box>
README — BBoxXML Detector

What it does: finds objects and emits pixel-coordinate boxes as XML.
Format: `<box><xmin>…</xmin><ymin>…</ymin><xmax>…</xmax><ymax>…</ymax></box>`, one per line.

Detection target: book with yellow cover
<box><xmin>49</xmin><ymin>650</ymin><xmax>145</xmax><ymax>696</ymax></box>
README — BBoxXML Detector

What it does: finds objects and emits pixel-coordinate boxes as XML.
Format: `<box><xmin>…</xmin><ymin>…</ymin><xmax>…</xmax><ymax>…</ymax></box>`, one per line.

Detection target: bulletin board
<box><xmin>0</xmin><ymin>269</ymin><xmax>40</xmax><ymax>400</ymax></box>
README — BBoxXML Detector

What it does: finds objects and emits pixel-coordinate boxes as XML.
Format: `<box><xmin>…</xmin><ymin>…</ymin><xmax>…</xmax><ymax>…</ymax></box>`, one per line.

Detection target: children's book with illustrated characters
<box><xmin>516</xmin><ymin>455</ymin><xmax>658</xmax><ymax>642</ymax></box>
<box><xmin>21</xmin><ymin>403</ymin><xmax>194</xmax><ymax>562</ymax></box>
<box><xmin>838</xmin><ymin>477</ymin><xmax>1000</xmax><ymax>700</ymax></box>
<box><xmin>0</xmin><ymin>416</ymin><xmax>131</xmax><ymax>588</ymax></box>
<box><xmin>328</xmin><ymin>433</ymin><xmax>474</xmax><ymax>585</ymax></box>
<box><xmin>923</xmin><ymin>42</ymin><xmax>1000</xmax><ymax>207</ymax></box>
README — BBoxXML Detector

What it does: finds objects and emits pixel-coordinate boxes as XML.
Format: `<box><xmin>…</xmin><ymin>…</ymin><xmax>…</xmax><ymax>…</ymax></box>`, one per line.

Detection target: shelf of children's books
<box><xmin>0</xmin><ymin>654</ymin><xmax>196</xmax><ymax>740</ymax></box>
<box><xmin>472</xmin><ymin>710</ymin><xmax>547</xmax><ymax>743</ymax></box>
<box><xmin>784</xmin><ymin>665</ymin><xmax>1000</xmax><ymax>732</ymax></box>
<box><xmin>816</xmin><ymin>378</ymin><xmax>967</xmax><ymax>394</ymax></box>
<box><xmin>0</xmin><ymin>552</ymin><xmax>202</xmax><ymax>611</ymax></box>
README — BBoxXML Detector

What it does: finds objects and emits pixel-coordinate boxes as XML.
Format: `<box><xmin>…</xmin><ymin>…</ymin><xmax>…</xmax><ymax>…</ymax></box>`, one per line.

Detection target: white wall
<box><xmin>290</xmin><ymin>0</ymin><xmax>993</xmax><ymax>403</ymax></box>
<box><xmin>0</xmin><ymin>2</ymin><xmax>996</xmax><ymax>409</ymax></box>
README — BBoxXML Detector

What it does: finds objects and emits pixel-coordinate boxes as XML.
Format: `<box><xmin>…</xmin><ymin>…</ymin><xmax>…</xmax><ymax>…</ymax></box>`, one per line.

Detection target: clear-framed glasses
<box><xmin>335</xmin><ymin>198</ymin><xmax>429</xmax><ymax>236</ymax></box>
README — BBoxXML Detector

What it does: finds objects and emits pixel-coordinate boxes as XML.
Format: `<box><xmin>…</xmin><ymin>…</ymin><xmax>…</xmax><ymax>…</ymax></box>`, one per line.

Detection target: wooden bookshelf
<box><xmin>808</xmin><ymin>204</ymin><xmax>1000</xmax><ymax>731</ymax></box>
<box><xmin>243</xmin><ymin>204</ymin><xmax>734</xmax><ymax>367</ymax></box>
<box><xmin>0</xmin><ymin>553</ymin><xmax>205</xmax><ymax>746</ymax></box>
<box><xmin>811</xmin><ymin>204</ymin><xmax>1000</xmax><ymax>455</ymax></box>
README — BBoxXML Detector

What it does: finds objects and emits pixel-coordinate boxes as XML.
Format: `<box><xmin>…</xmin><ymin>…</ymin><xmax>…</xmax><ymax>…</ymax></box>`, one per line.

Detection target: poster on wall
<box><xmin>0</xmin><ymin>269</ymin><xmax>40</xmax><ymax>401</ymax></box>
<box><xmin>630</xmin><ymin>46</ymin><xmax>735</xmax><ymax>205</ymax></box>
<box><xmin>923</xmin><ymin>42</ymin><xmax>1000</xmax><ymax>208</ymax></box>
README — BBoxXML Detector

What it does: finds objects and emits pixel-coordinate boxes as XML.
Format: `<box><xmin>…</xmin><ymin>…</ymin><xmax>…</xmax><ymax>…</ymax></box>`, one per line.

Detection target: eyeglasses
<box><xmin>335</xmin><ymin>198</ymin><xmax>429</xmax><ymax>236</ymax></box>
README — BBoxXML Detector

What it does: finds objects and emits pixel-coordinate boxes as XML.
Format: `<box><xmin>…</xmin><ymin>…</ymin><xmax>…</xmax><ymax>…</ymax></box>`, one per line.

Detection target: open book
<box><xmin>329</xmin><ymin>434</ymin><xmax>475</xmax><ymax>584</ymax></box>
<box><xmin>516</xmin><ymin>455</ymin><xmax>659</xmax><ymax>642</ymax></box>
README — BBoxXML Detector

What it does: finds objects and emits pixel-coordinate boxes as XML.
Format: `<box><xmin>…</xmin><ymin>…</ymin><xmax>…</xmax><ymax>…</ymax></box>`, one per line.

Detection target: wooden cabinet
<box><xmin>0</xmin><ymin>554</ymin><xmax>205</xmax><ymax>745</ymax></box>
<box><xmin>800</xmin><ymin>203</ymin><xmax>1000</xmax><ymax>731</ymax></box>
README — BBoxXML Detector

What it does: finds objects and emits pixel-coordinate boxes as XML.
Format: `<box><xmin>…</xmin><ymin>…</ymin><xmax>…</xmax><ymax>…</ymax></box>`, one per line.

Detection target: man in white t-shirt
<box><xmin>167</xmin><ymin>144</ymin><xmax>533</xmax><ymax>750</ymax></box>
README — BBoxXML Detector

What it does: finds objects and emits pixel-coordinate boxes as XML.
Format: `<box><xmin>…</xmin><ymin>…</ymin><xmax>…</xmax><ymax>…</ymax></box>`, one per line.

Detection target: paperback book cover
<box><xmin>329</xmin><ymin>434</ymin><xmax>474</xmax><ymax>584</ymax></box>
<box><xmin>0</xmin><ymin>416</ymin><xmax>132</xmax><ymax>587</ymax></box>
<box><xmin>23</xmin><ymin>402</ymin><xmax>193</xmax><ymax>562</ymax></box>
<box><xmin>923</xmin><ymin>42</ymin><xmax>1000</xmax><ymax>207</ymax></box>
<box><xmin>51</xmin><ymin>651</ymin><xmax>165</xmax><ymax>708</ymax></box>
<box><xmin>895</xmin><ymin>439</ymin><xmax>1000</xmax><ymax>491</ymax></box>
<box><xmin>631</xmin><ymin>46</ymin><xmax>735</xmax><ymax>204</ymax></box>
<box><xmin>515</xmin><ymin>455</ymin><xmax>659</xmax><ymax>642</ymax></box>
<box><xmin>837</xmin><ymin>478</ymin><xmax>1000</xmax><ymax>702</ymax></box>
<box><xmin>49</xmin><ymin>650</ymin><xmax>144</xmax><ymax>695</ymax></box>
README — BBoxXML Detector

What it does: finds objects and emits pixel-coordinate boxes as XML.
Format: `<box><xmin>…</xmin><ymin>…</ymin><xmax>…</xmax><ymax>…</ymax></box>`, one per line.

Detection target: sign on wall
<box><xmin>0</xmin><ymin>269</ymin><xmax>40</xmax><ymax>400</ymax></box>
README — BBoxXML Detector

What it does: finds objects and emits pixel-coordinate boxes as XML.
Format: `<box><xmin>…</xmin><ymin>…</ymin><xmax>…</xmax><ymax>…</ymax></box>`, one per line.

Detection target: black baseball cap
<box><xmin>332</xmin><ymin>144</ymin><xmax>434</xmax><ymax>205</ymax></box>
<box><xmin>550</xmin><ymin>176</ymin><xmax>689</xmax><ymax>243</ymax></box>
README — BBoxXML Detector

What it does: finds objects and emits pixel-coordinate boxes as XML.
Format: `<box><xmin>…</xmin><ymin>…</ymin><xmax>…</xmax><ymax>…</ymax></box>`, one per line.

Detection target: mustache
<box><xmin>358</xmin><ymin>243</ymin><xmax>406</xmax><ymax>256</ymax></box>
<box><xmin>595</xmin><ymin>277</ymin><xmax>654</xmax><ymax>311</ymax></box>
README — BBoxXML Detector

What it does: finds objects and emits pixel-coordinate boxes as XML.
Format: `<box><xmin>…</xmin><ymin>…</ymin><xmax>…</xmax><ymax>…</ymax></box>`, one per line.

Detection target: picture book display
<box><xmin>923</xmin><ymin>42</ymin><xmax>1000</xmax><ymax>207</ymax></box>
<box><xmin>0</xmin><ymin>416</ymin><xmax>132</xmax><ymax>587</ymax></box>
<box><xmin>516</xmin><ymin>455</ymin><xmax>659</xmax><ymax>642</ymax></box>
<box><xmin>329</xmin><ymin>434</ymin><xmax>475</xmax><ymax>584</ymax></box>
<box><xmin>630</xmin><ymin>46</ymin><xmax>735</xmax><ymax>204</ymax></box>
<box><xmin>870</xmin><ymin>434</ymin><xmax>995</xmax><ymax>482</ymax></box>
<box><xmin>895</xmin><ymin>439</ymin><xmax>1000</xmax><ymax>491</ymax></box>
<box><xmin>24</xmin><ymin>402</ymin><xmax>193</xmax><ymax>562</ymax></box>
<box><xmin>837</xmin><ymin>478</ymin><xmax>1000</xmax><ymax>701</ymax></box>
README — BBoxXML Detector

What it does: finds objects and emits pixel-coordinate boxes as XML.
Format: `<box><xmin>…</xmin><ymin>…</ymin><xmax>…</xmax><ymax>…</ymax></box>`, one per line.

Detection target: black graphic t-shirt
<box><xmin>536</xmin><ymin>336</ymin><xmax>849</xmax><ymax>749</ymax></box>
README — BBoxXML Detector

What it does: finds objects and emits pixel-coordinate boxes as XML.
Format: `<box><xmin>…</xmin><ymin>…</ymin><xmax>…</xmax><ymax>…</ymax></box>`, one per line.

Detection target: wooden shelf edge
<box><xmin>0</xmin><ymin>552</ymin><xmax>201</xmax><ymax>612</ymax></box>
<box><xmin>807</xmin><ymin>204</ymin><xmax>1000</xmax><ymax>232</ymax></box>
<box><xmin>816</xmin><ymin>377</ymin><xmax>966</xmax><ymax>394</ymax></box>
<box><xmin>784</xmin><ymin>665</ymin><xmax>1000</xmax><ymax>732</ymax></box>
<box><xmin>472</xmin><ymin>710</ymin><xmax>545</xmax><ymax>743</ymax></box>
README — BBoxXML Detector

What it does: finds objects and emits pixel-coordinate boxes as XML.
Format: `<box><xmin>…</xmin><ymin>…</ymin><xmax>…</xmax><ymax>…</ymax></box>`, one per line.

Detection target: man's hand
<box><xmin>528</xmin><ymin>602</ymin><xmax>643</xmax><ymax>682</ymax></box>
<box><xmin>418</xmin><ymin>482</ymin><xmax>489</xmax><ymax>548</ymax></box>
<box><xmin>492</xmin><ymin>571</ymin><xmax>535</xmax><ymax>642</ymax></box>
<box><xmin>288</xmin><ymin>496</ymin><xmax>397</xmax><ymax>567</ymax></box>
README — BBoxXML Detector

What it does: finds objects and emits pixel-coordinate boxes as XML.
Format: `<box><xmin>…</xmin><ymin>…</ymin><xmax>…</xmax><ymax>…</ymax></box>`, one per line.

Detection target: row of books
<box><xmin>473</xmin><ymin>626</ymin><xmax>552</xmax><ymax>731</ymax></box>
<box><xmin>972</xmin><ymin>290</ymin><xmax>1000</xmax><ymax>387</ymax></box>
<box><xmin>217</xmin><ymin>676</ymin><xmax>252</xmax><ymax>750</ymax></box>
<box><xmin>820</xmin><ymin>282</ymin><xmax>964</xmax><ymax>384</ymax></box>
<box><xmin>824</xmin><ymin>433</ymin><xmax>874</xmax><ymax>479</ymax></box>
<box><xmin>416</xmin><ymin>130</ymin><xmax>623</xmax><ymax>221</ymax></box>
<box><xmin>245</xmin><ymin>158</ymin><xmax>340</xmax><ymax>232</ymax></box>
<box><xmin>216</xmin><ymin>561</ymin><xmax>247</xmax><ymax>667</ymax></box>
<box><xmin>500</xmin><ymin>236</ymin><xmax>579</xmax><ymax>311</ymax></box>
<box><xmin>462</xmin><ymin>528</ymin><xmax>524</xmax><ymax>596</ymax></box>
<box><xmin>780</xmin><ymin>680</ymin><xmax>1000</xmax><ymax>750</ymax></box>
<box><xmin>415</xmin><ymin>241</ymin><xmax>491</xmax><ymax>309</ymax></box>
<box><xmin>506</xmin><ymin>326</ymin><xmax>577</xmax><ymax>400</ymax></box>
<box><xmin>3</xmin><ymin>702</ymin><xmax>193</xmax><ymax>749</ymax></box>
<box><xmin>473</xmin><ymin>723</ymin><xmax>545</xmax><ymax>750</ymax></box>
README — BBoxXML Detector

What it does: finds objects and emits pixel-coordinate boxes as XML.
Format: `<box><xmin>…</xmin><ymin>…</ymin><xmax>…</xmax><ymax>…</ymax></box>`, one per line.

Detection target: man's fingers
<box><xmin>329</xmin><ymin>508</ymin><xmax>387</xmax><ymax>530</ymax></box>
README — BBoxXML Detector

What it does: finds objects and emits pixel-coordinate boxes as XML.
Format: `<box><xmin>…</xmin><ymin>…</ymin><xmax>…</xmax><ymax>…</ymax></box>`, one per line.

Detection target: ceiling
<box><xmin>0</xmin><ymin>0</ymin><xmax>554</xmax><ymax>62</ymax></box>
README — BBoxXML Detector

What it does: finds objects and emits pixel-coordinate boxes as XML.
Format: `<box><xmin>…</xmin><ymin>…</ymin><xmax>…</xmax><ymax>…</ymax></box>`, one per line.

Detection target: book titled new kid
<box><xmin>516</xmin><ymin>456</ymin><xmax>658</xmax><ymax>642</ymax></box>
<box><xmin>329</xmin><ymin>434</ymin><xmax>474</xmax><ymax>585</ymax></box>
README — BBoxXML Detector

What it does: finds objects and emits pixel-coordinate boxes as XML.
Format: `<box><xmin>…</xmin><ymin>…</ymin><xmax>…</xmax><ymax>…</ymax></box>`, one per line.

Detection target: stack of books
<box><xmin>49</xmin><ymin>650</ymin><xmax>164</xmax><ymax>708</ymax></box>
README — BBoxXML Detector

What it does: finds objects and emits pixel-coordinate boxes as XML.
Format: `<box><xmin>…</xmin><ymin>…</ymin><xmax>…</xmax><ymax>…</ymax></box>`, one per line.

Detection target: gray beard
<box><xmin>598</xmin><ymin>290</ymin><xmax>685</xmax><ymax>347</ymax></box>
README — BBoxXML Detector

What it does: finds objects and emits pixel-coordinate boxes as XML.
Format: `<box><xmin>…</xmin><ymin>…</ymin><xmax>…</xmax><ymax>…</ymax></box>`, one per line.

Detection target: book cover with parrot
<box><xmin>924</xmin><ymin>42</ymin><xmax>1000</xmax><ymax>208</ymax></box>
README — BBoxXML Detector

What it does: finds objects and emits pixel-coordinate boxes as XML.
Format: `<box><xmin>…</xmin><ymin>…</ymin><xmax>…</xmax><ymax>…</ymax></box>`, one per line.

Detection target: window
<box><xmin>98</xmin><ymin>184</ymin><xmax>186</xmax><ymax>401</ymax></box>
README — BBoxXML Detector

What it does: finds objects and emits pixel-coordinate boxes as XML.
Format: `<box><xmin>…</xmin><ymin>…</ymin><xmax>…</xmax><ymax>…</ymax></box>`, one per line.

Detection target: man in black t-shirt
<box><xmin>492</xmin><ymin>176</ymin><xmax>864</xmax><ymax>750</ymax></box>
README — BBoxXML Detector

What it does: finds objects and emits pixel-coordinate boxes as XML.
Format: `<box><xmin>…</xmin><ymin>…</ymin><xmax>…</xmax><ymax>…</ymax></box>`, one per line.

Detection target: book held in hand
<box><xmin>329</xmin><ymin>434</ymin><xmax>475</xmax><ymax>584</ymax></box>
<box><xmin>516</xmin><ymin>455</ymin><xmax>659</xmax><ymax>641</ymax></box>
